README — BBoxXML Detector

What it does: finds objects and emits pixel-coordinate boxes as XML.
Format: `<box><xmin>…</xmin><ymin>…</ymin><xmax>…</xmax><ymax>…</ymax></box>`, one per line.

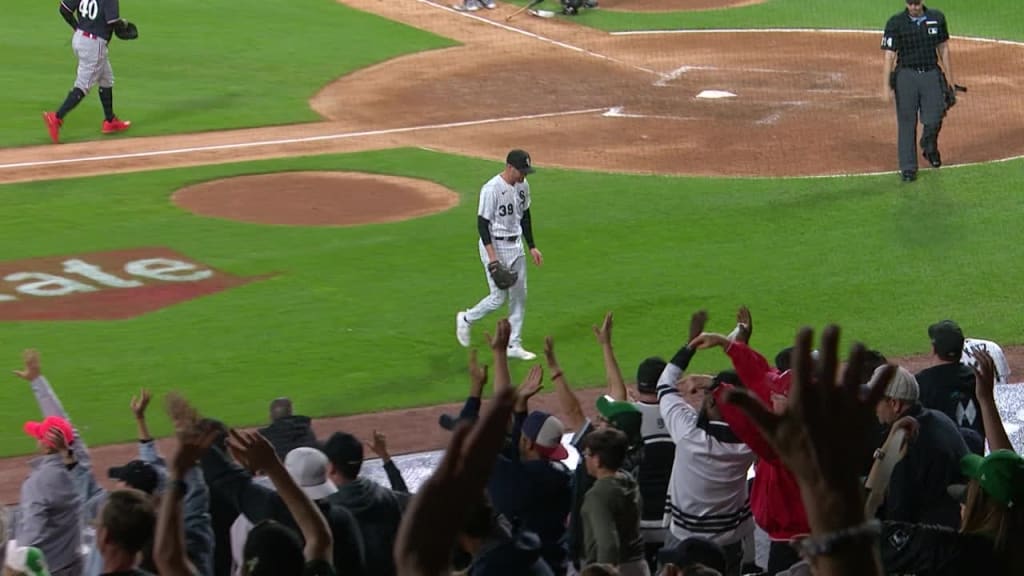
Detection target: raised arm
<box><xmin>487</xmin><ymin>318</ymin><xmax>513</xmax><ymax>396</ymax></box>
<box><xmin>544</xmin><ymin>336</ymin><xmax>586</xmax><ymax>431</ymax></box>
<box><xmin>229</xmin><ymin>429</ymin><xmax>333</xmax><ymax>564</ymax></box>
<box><xmin>155</xmin><ymin>425</ymin><xmax>219</xmax><ymax>576</ymax></box>
<box><xmin>972</xmin><ymin>350</ymin><xmax>1013</xmax><ymax>452</ymax></box>
<box><xmin>365</xmin><ymin>430</ymin><xmax>409</xmax><ymax>493</ymax></box>
<box><xmin>657</xmin><ymin>310</ymin><xmax>708</xmax><ymax>441</ymax></box>
<box><xmin>593</xmin><ymin>312</ymin><xmax>628</xmax><ymax>402</ymax></box>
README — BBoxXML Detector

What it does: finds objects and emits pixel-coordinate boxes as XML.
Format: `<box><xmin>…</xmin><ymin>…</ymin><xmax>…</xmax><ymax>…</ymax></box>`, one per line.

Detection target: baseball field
<box><xmin>0</xmin><ymin>0</ymin><xmax>1023</xmax><ymax>461</ymax></box>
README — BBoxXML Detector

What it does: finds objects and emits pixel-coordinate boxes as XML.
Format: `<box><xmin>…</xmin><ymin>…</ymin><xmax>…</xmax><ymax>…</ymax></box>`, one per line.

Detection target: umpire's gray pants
<box><xmin>894</xmin><ymin>67</ymin><xmax>945</xmax><ymax>172</ymax></box>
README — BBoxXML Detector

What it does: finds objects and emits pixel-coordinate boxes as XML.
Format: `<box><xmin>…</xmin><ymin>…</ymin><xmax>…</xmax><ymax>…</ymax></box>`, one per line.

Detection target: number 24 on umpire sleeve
<box><xmin>497</xmin><ymin>203</ymin><xmax>514</xmax><ymax>217</ymax></box>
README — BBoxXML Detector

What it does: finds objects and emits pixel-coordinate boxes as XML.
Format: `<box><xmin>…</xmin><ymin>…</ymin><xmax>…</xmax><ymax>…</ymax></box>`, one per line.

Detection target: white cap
<box><xmin>284</xmin><ymin>447</ymin><xmax>337</xmax><ymax>501</ymax></box>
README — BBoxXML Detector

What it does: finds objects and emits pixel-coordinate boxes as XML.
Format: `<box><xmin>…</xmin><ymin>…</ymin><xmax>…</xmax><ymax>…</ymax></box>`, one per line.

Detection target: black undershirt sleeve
<box><xmin>59</xmin><ymin>4</ymin><xmax>77</xmax><ymax>29</ymax></box>
<box><xmin>477</xmin><ymin>215</ymin><xmax>493</xmax><ymax>245</ymax></box>
<box><xmin>521</xmin><ymin>208</ymin><xmax>535</xmax><ymax>249</ymax></box>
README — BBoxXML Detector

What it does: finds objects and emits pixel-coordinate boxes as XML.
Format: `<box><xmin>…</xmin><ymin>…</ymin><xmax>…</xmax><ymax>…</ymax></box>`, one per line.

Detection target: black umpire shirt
<box><xmin>881</xmin><ymin>6</ymin><xmax>950</xmax><ymax>69</ymax></box>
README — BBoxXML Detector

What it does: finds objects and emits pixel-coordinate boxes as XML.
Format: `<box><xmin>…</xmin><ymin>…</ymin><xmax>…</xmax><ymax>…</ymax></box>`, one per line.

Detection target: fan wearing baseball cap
<box><xmin>916</xmin><ymin>320</ymin><xmax>987</xmax><ymax>440</ymax></box>
<box><xmin>871</xmin><ymin>364</ymin><xmax>969</xmax><ymax>530</ymax></box>
<box><xmin>881</xmin><ymin>449</ymin><xmax>1024</xmax><ymax>574</ymax></box>
<box><xmin>487</xmin><ymin>409</ymin><xmax>573</xmax><ymax>575</ymax></box>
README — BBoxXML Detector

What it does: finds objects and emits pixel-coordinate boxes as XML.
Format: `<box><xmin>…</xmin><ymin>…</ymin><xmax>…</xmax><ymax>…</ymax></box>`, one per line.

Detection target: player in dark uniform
<box><xmin>43</xmin><ymin>0</ymin><xmax>133</xmax><ymax>144</ymax></box>
<box><xmin>881</xmin><ymin>0</ymin><xmax>956</xmax><ymax>182</ymax></box>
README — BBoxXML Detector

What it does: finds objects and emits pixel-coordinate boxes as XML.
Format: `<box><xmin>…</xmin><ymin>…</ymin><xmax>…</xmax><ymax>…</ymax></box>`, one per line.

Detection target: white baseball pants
<box><xmin>464</xmin><ymin>238</ymin><xmax>528</xmax><ymax>346</ymax></box>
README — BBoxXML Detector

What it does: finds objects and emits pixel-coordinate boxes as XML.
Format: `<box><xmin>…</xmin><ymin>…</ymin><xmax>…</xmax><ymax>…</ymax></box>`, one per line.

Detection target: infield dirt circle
<box><xmin>172</xmin><ymin>172</ymin><xmax>460</xmax><ymax>226</ymax></box>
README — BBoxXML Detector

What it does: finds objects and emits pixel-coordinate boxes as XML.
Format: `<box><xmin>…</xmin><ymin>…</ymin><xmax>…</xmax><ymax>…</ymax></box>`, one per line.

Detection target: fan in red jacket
<box><xmin>694</xmin><ymin>334</ymin><xmax>809</xmax><ymax>576</ymax></box>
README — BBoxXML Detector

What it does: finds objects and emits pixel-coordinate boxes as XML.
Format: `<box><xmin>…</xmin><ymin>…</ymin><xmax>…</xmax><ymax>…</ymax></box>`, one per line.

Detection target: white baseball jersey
<box><xmin>962</xmin><ymin>338</ymin><xmax>1011</xmax><ymax>386</ymax></box>
<box><xmin>478</xmin><ymin>174</ymin><xmax>531</xmax><ymax>238</ymax></box>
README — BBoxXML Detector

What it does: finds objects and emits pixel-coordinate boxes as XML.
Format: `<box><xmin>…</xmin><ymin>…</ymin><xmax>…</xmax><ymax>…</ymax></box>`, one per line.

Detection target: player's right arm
<box><xmin>59</xmin><ymin>1</ymin><xmax>79</xmax><ymax>30</ymax></box>
<box><xmin>477</xmin><ymin>183</ymin><xmax>498</xmax><ymax>263</ymax></box>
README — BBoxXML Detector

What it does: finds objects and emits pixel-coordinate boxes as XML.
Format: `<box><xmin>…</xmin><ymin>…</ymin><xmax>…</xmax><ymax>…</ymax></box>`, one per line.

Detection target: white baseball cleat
<box><xmin>507</xmin><ymin>345</ymin><xmax>537</xmax><ymax>360</ymax></box>
<box><xmin>456</xmin><ymin>312</ymin><xmax>472</xmax><ymax>347</ymax></box>
<box><xmin>453</xmin><ymin>0</ymin><xmax>481</xmax><ymax>10</ymax></box>
<box><xmin>483</xmin><ymin>0</ymin><xmax>497</xmax><ymax>8</ymax></box>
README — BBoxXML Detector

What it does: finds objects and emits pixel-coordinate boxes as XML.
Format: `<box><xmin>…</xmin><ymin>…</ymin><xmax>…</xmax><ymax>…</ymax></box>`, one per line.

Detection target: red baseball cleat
<box><xmin>43</xmin><ymin>112</ymin><xmax>62</xmax><ymax>144</ymax></box>
<box><xmin>101</xmin><ymin>117</ymin><xmax>132</xmax><ymax>134</ymax></box>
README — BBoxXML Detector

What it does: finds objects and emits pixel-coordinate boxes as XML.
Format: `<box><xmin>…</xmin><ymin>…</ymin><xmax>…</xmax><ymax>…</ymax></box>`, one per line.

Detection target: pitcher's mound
<box><xmin>172</xmin><ymin>171</ymin><xmax>460</xmax><ymax>226</ymax></box>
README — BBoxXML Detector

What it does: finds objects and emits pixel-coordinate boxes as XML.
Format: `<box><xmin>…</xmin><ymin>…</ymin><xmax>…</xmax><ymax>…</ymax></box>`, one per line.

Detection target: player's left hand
<box><xmin>529</xmin><ymin>248</ymin><xmax>543</xmax><ymax>266</ymax></box>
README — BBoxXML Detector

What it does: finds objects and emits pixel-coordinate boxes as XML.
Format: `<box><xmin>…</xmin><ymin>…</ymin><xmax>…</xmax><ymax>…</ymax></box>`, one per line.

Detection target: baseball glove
<box><xmin>487</xmin><ymin>261</ymin><xmax>518</xmax><ymax>290</ymax></box>
<box><xmin>115</xmin><ymin>20</ymin><xmax>139</xmax><ymax>40</ymax></box>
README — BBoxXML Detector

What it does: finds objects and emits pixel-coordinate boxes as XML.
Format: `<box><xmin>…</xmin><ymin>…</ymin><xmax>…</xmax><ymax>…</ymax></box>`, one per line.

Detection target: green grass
<box><xmin>527</xmin><ymin>0</ymin><xmax>1024</xmax><ymax>38</ymax></box>
<box><xmin>1</xmin><ymin>148</ymin><xmax>1023</xmax><ymax>454</ymax></box>
<box><xmin>0</xmin><ymin>0</ymin><xmax>454</xmax><ymax>147</ymax></box>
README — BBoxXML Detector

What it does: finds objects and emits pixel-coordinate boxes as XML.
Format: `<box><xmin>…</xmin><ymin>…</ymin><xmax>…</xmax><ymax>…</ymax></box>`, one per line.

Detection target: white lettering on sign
<box><xmin>63</xmin><ymin>259</ymin><xmax>144</xmax><ymax>288</ymax></box>
<box><xmin>0</xmin><ymin>258</ymin><xmax>215</xmax><ymax>302</ymax></box>
<box><xmin>5</xmin><ymin>273</ymin><xmax>98</xmax><ymax>297</ymax></box>
<box><xmin>123</xmin><ymin>259</ymin><xmax>214</xmax><ymax>282</ymax></box>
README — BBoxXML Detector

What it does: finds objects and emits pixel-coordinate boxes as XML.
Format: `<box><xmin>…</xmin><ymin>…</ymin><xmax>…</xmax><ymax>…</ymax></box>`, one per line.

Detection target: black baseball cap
<box><xmin>636</xmin><ymin>357</ymin><xmax>667</xmax><ymax>394</ymax></box>
<box><xmin>658</xmin><ymin>537</ymin><xmax>727</xmax><ymax>573</ymax></box>
<box><xmin>928</xmin><ymin>320</ymin><xmax>964</xmax><ymax>362</ymax></box>
<box><xmin>108</xmin><ymin>460</ymin><xmax>160</xmax><ymax>495</ymax></box>
<box><xmin>506</xmin><ymin>149</ymin><xmax>535</xmax><ymax>174</ymax></box>
<box><xmin>243</xmin><ymin>520</ymin><xmax>304</xmax><ymax>576</ymax></box>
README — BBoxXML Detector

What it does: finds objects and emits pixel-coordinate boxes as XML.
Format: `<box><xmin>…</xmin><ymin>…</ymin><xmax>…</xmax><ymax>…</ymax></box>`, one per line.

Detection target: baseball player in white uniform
<box><xmin>456</xmin><ymin>150</ymin><xmax>544</xmax><ymax>360</ymax></box>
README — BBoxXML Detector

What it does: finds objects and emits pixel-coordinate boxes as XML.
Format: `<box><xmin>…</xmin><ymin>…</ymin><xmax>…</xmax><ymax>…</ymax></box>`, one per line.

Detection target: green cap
<box><xmin>5</xmin><ymin>542</ymin><xmax>51</xmax><ymax>576</ymax></box>
<box><xmin>960</xmin><ymin>449</ymin><xmax>1024</xmax><ymax>507</ymax></box>
<box><xmin>596</xmin><ymin>395</ymin><xmax>639</xmax><ymax>420</ymax></box>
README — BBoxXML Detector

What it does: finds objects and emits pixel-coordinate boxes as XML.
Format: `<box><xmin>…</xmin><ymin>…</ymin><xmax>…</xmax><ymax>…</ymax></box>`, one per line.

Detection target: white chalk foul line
<box><xmin>414</xmin><ymin>0</ymin><xmax>659</xmax><ymax>76</ymax></box>
<box><xmin>0</xmin><ymin>108</ymin><xmax>607</xmax><ymax>171</ymax></box>
<box><xmin>611</xmin><ymin>27</ymin><xmax>1024</xmax><ymax>47</ymax></box>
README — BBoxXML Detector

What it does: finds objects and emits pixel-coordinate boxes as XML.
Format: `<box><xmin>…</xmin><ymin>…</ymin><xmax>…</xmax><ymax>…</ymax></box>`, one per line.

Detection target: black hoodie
<box><xmin>916</xmin><ymin>362</ymin><xmax>985</xmax><ymax>440</ymax></box>
<box><xmin>328</xmin><ymin>473</ymin><xmax>410</xmax><ymax>576</ymax></box>
<box><xmin>469</xmin><ymin>528</ymin><xmax>555</xmax><ymax>576</ymax></box>
<box><xmin>259</xmin><ymin>415</ymin><xmax>319</xmax><ymax>458</ymax></box>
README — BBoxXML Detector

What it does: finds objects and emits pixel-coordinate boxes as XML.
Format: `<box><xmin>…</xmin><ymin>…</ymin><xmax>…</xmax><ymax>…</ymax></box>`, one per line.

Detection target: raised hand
<box><xmin>971</xmin><ymin>348</ymin><xmax>997</xmax><ymax>403</ymax></box>
<box><xmin>170</xmin><ymin>423</ymin><xmax>220</xmax><ymax>477</ymax></box>
<box><xmin>736</xmin><ymin>305</ymin><xmax>753</xmax><ymax>343</ymax></box>
<box><xmin>227</xmin><ymin>429</ymin><xmax>281</xmax><ymax>475</ymax></box>
<box><xmin>485</xmin><ymin>318</ymin><xmax>512</xmax><ymax>352</ymax></box>
<box><xmin>688</xmin><ymin>310</ymin><xmax>709</xmax><ymax>344</ymax></box>
<box><xmin>543</xmin><ymin>336</ymin><xmax>560</xmax><ymax>370</ymax></box>
<box><xmin>165</xmin><ymin>391</ymin><xmax>200</xmax><ymax>435</ymax></box>
<box><xmin>468</xmin><ymin>348</ymin><xmax>488</xmax><ymax>395</ymax></box>
<box><xmin>130</xmin><ymin>389</ymin><xmax>152</xmax><ymax>420</ymax></box>
<box><xmin>394</xmin><ymin>388</ymin><xmax>516</xmax><ymax>576</ymax></box>
<box><xmin>365</xmin><ymin>430</ymin><xmax>390</xmax><ymax>460</ymax></box>
<box><xmin>518</xmin><ymin>365</ymin><xmax>544</xmax><ymax>400</ymax></box>
<box><xmin>592</xmin><ymin>312</ymin><xmax>614</xmax><ymax>347</ymax></box>
<box><xmin>13</xmin><ymin>349</ymin><xmax>41</xmax><ymax>382</ymax></box>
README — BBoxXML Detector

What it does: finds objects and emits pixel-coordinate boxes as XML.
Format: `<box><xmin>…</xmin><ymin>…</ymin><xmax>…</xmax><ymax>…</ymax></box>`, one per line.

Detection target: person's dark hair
<box><xmin>774</xmin><ymin>346</ymin><xmax>794</xmax><ymax>372</ymax></box>
<box><xmin>321</xmin><ymin>431</ymin><xmax>363</xmax><ymax>480</ymax></box>
<box><xmin>99</xmin><ymin>489</ymin><xmax>156</xmax><ymax>554</ymax></box>
<box><xmin>582</xmin><ymin>427</ymin><xmax>629</xmax><ymax>471</ymax></box>
<box><xmin>858</xmin><ymin>350</ymin><xmax>889</xmax><ymax>385</ymax></box>
<box><xmin>269</xmin><ymin>397</ymin><xmax>293</xmax><ymax>421</ymax></box>
<box><xmin>243</xmin><ymin>520</ymin><xmax>304</xmax><ymax>576</ymax></box>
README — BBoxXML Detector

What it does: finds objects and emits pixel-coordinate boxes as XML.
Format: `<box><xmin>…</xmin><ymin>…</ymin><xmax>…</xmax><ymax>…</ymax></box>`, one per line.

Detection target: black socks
<box><xmin>56</xmin><ymin>87</ymin><xmax>86</xmax><ymax>120</ymax></box>
<box><xmin>99</xmin><ymin>86</ymin><xmax>115</xmax><ymax>121</ymax></box>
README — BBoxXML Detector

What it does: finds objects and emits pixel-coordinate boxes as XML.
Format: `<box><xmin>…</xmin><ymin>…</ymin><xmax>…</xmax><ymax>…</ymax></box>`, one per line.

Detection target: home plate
<box><xmin>696</xmin><ymin>90</ymin><xmax>737</xmax><ymax>99</ymax></box>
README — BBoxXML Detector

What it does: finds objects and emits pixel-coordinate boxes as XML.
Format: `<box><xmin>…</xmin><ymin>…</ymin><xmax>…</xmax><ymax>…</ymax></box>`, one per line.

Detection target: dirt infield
<box><xmin>172</xmin><ymin>172</ymin><xmax>460</xmax><ymax>226</ymax></box>
<box><xmin>602</xmin><ymin>0</ymin><xmax>765</xmax><ymax>12</ymax></box>
<box><xmin>2</xmin><ymin>0</ymin><xmax>1024</xmax><ymax>501</ymax></box>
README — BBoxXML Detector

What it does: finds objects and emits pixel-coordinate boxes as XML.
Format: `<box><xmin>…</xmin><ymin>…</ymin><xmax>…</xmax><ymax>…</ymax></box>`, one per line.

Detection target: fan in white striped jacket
<box><xmin>656</xmin><ymin>343</ymin><xmax>755</xmax><ymax>574</ymax></box>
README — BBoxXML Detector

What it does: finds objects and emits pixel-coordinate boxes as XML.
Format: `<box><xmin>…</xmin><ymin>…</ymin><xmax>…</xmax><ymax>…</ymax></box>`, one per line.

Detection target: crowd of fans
<box><xmin>0</xmin><ymin>307</ymin><xmax>1021</xmax><ymax>576</ymax></box>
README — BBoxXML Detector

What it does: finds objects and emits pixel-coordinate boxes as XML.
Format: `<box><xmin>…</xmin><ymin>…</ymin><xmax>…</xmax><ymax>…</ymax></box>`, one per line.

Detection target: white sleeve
<box><xmin>477</xmin><ymin>182</ymin><xmax>495</xmax><ymax>220</ymax></box>
<box><xmin>656</xmin><ymin>362</ymin><xmax>702</xmax><ymax>443</ymax></box>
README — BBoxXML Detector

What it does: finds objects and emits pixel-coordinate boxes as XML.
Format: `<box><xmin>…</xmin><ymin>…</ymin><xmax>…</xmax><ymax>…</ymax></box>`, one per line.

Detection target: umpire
<box><xmin>881</xmin><ymin>0</ymin><xmax>955</xmax><ymax>182</ymax></box>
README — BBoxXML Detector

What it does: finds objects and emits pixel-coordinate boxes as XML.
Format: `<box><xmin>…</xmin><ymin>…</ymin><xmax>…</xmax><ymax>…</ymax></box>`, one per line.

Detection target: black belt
<box><xmin>494</xmin><ymin>235</ymin><xmax>518</xmax><ymax>242</ymax></box>
<box><xmin>902</xmin><ymin>65</ymin><xmax>937</xmax><ymax>72</ymax></box>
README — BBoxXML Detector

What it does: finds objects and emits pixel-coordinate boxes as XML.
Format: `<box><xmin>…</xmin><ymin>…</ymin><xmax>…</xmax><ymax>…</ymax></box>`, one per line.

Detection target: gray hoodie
<box><xmin>580</xmin><ymin>471</ymin><xmax>645</xmax><ymax>566</ymax></box>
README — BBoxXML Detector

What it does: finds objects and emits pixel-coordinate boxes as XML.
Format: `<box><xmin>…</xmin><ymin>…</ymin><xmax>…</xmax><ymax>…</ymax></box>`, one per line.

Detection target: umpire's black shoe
<box><xmin>923</xmin><ymin>150</ymin><xmax>942</xmax><ymax>168</ymax></box>
<box><xmin>901</xmin><ymin>170</ymin><xmax>917</xmax><ymax>182</ymax></box>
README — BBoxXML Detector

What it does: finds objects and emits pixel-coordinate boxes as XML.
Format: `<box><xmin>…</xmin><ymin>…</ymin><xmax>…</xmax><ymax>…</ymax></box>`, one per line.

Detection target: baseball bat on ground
<box><xmin>506</xmin><ymin>0</ymin><xmax>544</xmax><ymax>21</ymax></box>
